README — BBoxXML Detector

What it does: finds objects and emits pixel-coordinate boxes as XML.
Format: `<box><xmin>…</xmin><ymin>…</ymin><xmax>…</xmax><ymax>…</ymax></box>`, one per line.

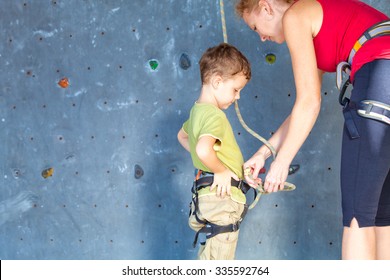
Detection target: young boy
<box><xmin>177</xmin><ymin>43</ymin><xmax>251</xmax><ymax>260</ymax></box>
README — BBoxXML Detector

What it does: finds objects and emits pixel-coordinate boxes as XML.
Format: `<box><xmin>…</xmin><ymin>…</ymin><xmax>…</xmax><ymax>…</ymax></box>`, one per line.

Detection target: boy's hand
<box><xmin>210</xmin><ymin>169</ymin><xmax>238</xmax><ymax>198</ymax></box>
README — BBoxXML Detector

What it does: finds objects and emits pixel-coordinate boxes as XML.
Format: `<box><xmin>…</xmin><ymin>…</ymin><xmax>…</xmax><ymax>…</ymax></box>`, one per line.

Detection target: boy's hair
<box><xmin>199</xmin><ymin>43</ymin><xmax>251</xmax><ymax>85</ymax></box>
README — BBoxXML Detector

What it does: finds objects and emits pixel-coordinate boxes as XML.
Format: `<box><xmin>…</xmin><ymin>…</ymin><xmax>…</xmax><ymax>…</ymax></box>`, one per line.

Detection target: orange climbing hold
<box><xmin>58</xmin><ymin>77</ymin><xmax>69</xmax><ymax>88</ymax></box>
<box><xmin>42</xmin><ymin>167</ymin><xmax>54</xmax><ymax>178</ymax></box>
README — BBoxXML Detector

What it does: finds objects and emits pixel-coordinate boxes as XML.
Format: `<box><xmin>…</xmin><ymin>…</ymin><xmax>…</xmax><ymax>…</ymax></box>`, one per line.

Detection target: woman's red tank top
<box><xmin>313</xmin><ymin>0</ymin><xmax>390</xmax><ymax>81</ymax></box>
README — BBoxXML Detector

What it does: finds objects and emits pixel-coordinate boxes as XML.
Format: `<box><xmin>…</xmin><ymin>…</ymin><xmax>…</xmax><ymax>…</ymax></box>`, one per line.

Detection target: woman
<box><xmin>235</xmin><ymin>0</ymin><xmax>390</xmax><ymax>259</ymax></box>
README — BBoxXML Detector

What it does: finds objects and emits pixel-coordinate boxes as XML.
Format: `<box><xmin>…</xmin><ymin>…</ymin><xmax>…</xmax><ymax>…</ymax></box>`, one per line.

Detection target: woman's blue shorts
<box><xmin>341</xmin><ymin>59</ymin><xmax>390</xmax><ymax>227</ymax></box>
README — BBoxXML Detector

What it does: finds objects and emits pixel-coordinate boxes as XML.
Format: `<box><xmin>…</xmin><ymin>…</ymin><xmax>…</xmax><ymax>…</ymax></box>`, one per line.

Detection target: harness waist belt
<box><xmin>348</xmin><ymin>20</ymin><xmax>390</xmax><ymax>65</ymax></box>
<box><xmin>193</xmin><ymin>175</ymin><xmax>252</xmax><ymax>194</ymax></box>
<box><xmin>336</xmin><ymin>20</ymin><xmax>390</xmax><ymax>90</ymax></box>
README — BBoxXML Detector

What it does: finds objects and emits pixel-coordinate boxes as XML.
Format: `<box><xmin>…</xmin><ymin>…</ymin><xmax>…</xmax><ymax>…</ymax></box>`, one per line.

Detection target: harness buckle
<box><xmin>204</xmin><ymin>224</ymin><xmax>214</xmax><ymax>237</ymax></box>
<box><xmin>336</xmin><ymin>61</ymin><xmax>351</xmax><ymax>90</ymax></box>
<box><xmin>338</xmin><ymin>77</ymin><xmax>351</xmax><ymax>107</ymax></box>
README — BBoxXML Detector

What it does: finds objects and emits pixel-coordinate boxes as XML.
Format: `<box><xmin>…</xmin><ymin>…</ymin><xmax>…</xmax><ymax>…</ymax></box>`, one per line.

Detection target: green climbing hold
<box><xmin>265</xmin><ymin>53</ymin><xmax>276</xmax><ymax>64</ymax></box>
<box><xmin>149</xmin><ymin>59</ymin><xmax>159</xmax><ymax>70</ymax></box>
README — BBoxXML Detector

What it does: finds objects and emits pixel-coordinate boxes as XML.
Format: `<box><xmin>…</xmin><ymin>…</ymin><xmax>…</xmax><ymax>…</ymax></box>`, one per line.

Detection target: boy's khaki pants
<box><xmin>189</xmin><ymin>193</ymin><xmax>246</xmax><ymax>260</ymax></box>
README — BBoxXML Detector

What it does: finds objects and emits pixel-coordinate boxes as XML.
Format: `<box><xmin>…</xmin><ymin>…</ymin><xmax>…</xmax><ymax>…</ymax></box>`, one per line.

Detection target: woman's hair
<box><xmin>199</xmin><ymin>43</ymin><xmax>251</xmax><ymax>84</ymax></box>
<box><xmin>235</xmin><ymin>0</ymin><xmax>293</xmax><ymax>17</ymax></box>
<box><xmin>235</xmin><ymin>0</ymin><xmax>261</xmax><ymax>17</ymax></box>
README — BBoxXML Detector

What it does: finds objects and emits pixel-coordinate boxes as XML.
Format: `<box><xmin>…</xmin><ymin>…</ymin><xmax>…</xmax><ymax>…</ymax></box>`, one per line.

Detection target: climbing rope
<box><xmin>218</xmin><ymin>0</ymin><xmax>296</xmax><ymax>210</ymax></box>
<box><xmin>219</xmin><ymin>0</ymin><xmax>228</xmax><ymax>44</ymax></box>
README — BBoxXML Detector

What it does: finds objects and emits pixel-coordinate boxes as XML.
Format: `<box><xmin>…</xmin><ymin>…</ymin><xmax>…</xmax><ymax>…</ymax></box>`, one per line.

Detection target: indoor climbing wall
<box><xmin>0</xmin><ymin>0</ymin><xmax>388</xmax><ymax>260</ymax></box>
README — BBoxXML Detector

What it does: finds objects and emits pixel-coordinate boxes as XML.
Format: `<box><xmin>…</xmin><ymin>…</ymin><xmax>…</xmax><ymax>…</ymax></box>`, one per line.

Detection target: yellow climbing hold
<box><xmin>265</xmin><ymin>53</ymin><xmax>276</xmax><ymax>64</ymax></box>
<box><xmin>42</xmin><ymin>167</ymin><xmax>54</xmax><ymax>178</ymax></box>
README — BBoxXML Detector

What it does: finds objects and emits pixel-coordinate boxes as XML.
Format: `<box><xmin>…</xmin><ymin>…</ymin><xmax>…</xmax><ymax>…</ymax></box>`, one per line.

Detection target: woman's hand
<box><xmin>263</xmin><ymin>159</ymin><xmax>290</xmax><ymax>192</ymax></box>
<box><xmin>243</xmin><ymin>152</ymin><xmax>266</xmax><ymax>187</ymax></box>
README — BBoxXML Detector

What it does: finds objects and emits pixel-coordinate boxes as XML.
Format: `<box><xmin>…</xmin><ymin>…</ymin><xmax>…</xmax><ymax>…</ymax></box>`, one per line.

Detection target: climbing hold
<box><xmin>12</xmin><ymin>169</ymin><xmax>21</xmax><ymax>178</ymax></box>
<box><xmin>134</xmin><ymin>164</ymin><xmax>144</xmax><ymax>179</ymax></box>
<box><xmin>58</xmin><ymin>77</ymin><xmax>69</xmax><ymax>88</ymax></box>
<box><xmin>265</xmin><ymin>53</ymin><xmax>276</xmax><ymax>64</ymax></box>
<box><xmin>288</xmin><ymin>164</ymin><xmax>300</xmax><ymax>175</ymax></box>
<box><xmin>148</xmin><ymin>59</ymin><xmax>159</xmax><ymax>71</ymax></box>
<box><xmin>179</xmin><ymin>53</ymin><xmax>191</xmax><ymax>70</ymax></box>
<box><xmin>42</xmin><ymin>167</ymin><xmax>54</xmax><ymax>179</ymax></box>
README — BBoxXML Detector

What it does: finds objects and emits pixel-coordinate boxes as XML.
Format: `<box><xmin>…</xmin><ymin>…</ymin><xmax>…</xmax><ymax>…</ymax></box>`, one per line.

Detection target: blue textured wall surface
<box><xmin>0</xmin><ymin>0</ymin><xmax>388</xmax><ymax>260</ymax></box>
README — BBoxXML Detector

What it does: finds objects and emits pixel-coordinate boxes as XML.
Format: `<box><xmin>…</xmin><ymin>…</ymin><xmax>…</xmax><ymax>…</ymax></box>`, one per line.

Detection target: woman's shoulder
<box><xmin>283</xmin><ymin>0</ymin><xmax>323</xmax><ymax>36</ymax></box>
<box><xmin>285</xmin><ymin>0</ymin><xmax>322</xmax><ymax>18</ymax></box>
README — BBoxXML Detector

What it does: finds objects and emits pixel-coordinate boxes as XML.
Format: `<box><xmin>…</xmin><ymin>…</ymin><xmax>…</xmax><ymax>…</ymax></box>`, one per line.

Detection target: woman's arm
<box><xmin>263</xmin><ymin>2</ymin><xmax>322</xmax><ymax>192</ymax></box>
<box><xmin>243</xmin><ymin>114</ymin><xmax>291</xmax><ymax>186</ymax></box>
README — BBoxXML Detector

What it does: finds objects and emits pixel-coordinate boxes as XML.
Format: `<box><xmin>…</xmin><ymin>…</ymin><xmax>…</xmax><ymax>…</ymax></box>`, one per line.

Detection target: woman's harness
<box><xmin>336</xmin><ymin>20</ymin><xmax>390</xmax><ymax>137</ymax></box>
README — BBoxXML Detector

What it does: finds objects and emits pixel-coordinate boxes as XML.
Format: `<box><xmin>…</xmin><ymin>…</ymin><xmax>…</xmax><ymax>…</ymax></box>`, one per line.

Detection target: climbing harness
<box><xmin>336</xmin><ymin>20</ymin><xmax>390</xmax><ymax>90</ymax></box>
<box><xmin>348</xmin><ymin>20</ymin><xmax>390</xmax><ymax>66</ymax></box>
<box><xmin>190</xmin><ymin>169</ymin><xmax>249</xmax><ymax>247</ymax></box>
<box><xmin>337</xmin><ymin>20</ymin><xmax>390</xmax><ymax>87</ymax></box>
<box><xmin>189</xmin><ymin>168</ymin><xmax>296</xmax><ymax>246</ymax></box>
<box><xmin>357</xmin><ymin>100</ymin><xmax>390</xmax><ymax>125</ymax></box>
<box><xmin>336</xmin><ymin>20</ymin><xmax>390</xmax><ymax>131</ymax></box>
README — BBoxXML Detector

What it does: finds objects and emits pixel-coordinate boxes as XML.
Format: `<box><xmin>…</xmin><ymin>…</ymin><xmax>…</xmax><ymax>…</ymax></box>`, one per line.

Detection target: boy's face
<box><xmin>215</xmin><ymin>73</ymin><xmax>248</xmax><ymax>110</ymax></box>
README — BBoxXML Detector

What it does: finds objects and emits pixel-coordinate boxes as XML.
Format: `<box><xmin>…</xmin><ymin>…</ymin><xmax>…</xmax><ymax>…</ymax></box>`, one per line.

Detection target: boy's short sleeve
<box><xmin>182</xmin><ymin>120</ymin><xmax>189</xmax><ymax>134</ymax></box>
<box><xmin>198</xmin><ymin>113</ymin><xmax>225</xmax><ymax>142</ymax></box>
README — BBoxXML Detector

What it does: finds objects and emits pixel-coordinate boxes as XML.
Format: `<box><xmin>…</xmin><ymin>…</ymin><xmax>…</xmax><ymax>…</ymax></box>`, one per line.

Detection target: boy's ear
<box><xmin>211</xmin><ymin>75</ymin><xmax>223</xmax><ymax>90</ymax></box>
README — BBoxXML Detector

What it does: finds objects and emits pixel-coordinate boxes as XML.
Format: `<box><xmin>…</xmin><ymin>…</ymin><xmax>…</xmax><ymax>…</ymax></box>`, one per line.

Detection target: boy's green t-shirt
<box><xmin>182</xmin><ymin>103</ymin><xmax>244</xmax><ymax>178</ymax></box>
